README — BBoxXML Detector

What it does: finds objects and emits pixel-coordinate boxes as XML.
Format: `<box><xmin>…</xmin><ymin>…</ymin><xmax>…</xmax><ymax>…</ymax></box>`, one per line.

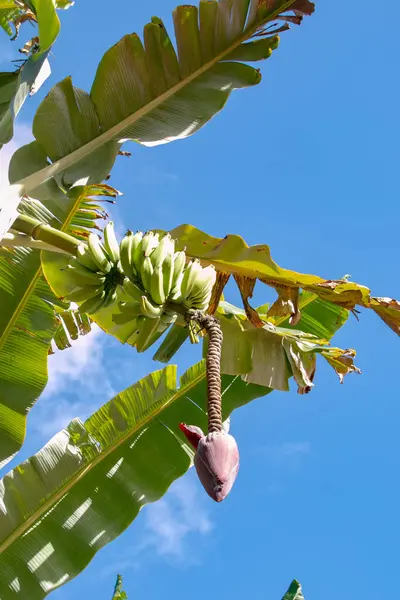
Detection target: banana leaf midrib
<box><xmin>0</xmin><ymin>191</ymin><xmax>85</xmax><ymax>354</ymax></box>
<box><xmin>17</xmin><ymin>0</ymin><xmax>297</xmax><ymax>194</ymax></box>
<box><xmin>0</xmin><ymin>365</ymin><xmax>206</xmax><ymax>556</ymax></box>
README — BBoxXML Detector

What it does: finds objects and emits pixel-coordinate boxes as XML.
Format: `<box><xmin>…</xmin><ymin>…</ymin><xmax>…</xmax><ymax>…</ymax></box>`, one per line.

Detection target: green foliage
<box><xmin>282</xmin><ymin>580</ymin><xmax>304</xmax><ymax>600</ymax></box>
<box><xmin>0</xmin><ymin>1</ymin><xmax>393</xmax><ymax>597</ymax></box>
<box><xmin>0</xmin><ymin>362</ymin><xmax>267</xmax><ymax>598</ymax></box>
<box><xmin>41</xmin><ymin>246</ymin><xmax>359</xmax><ymax>393</ymax></box>
<box><xmin>0</xmin><ymin>0</ymin><xmax>62</xmax><ymax>46</ymax></box>
<box><xmin>0</xmin><ymin>184</ymin><xmax>117</xmax><ymax>467</ymax></box>
<box><xmin>0</xmin><ymin>54</ymin><xmax>51</xmax><ymax>149</ymax></box>
<box><xmin>112</xmin><ymin>575</ymin><xmax>128</xmax><ymax>600</ymax></box>
<box><xmin>0</xmin><ymin>0</ymin><xmax>74</xmax><ymax>149</ymax></box>
<box><xmin>11</xmin><ymin>0</ymin><xmax>312</xmax><ymax>196</ymax></box>
<box><xmin>0</xmin><ymin>0</ymin><xmax>319</xmax><ymax>468</ymax></box>
<box><xmin>167</xmin><ymin>223</ymin><xmax>400</xmax><ymax>333</ymax></box>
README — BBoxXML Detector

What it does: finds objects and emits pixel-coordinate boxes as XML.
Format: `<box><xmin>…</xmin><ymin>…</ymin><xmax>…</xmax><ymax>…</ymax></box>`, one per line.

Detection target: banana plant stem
<box><xmin>7</xmin><ymin>214</ymin><xmax>81</xmax><ymax>256</ymax></box>
<box><xmin>1</xmin><ymin>232</ymin><xmax>70</xmax><ymax>254</ymax></box>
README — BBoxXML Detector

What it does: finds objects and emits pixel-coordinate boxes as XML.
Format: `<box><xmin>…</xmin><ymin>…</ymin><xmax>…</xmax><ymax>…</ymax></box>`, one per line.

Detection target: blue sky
<box><xmin>1</xmin><ymin>0</ymin><xmax>400</xmax><ymax>598</ymax></box>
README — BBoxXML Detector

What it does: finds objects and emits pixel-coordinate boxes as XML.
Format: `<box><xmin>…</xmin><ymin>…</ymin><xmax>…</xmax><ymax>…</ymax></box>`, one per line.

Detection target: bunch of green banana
<box><xmin>179</xmin><ymin>260</ymin><xmax>216</xmax><ymax>311</ymax></box>
<box><xmin>62</xmin><ymin>222</ymin><xmax>123</xmax><ymax>315</ymax></box>
<box><xmin>115</xmin><ymin>230</ymin><xmax>216</xmax><ymax>328</ymax></box>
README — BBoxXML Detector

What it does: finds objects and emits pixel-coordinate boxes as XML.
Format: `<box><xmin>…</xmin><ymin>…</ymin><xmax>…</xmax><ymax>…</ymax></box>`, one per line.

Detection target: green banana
<box><xmin>181</xmin><ymin>260</ymin><xmax>202</xmax><ymax>299</ymax></box>
<box><xmin>188</xmin><ymin>297</ymin><xmax>209</xmax><ymax>311</ymax></box>
<box><xmin>169</xmin><ymin>280</ymin><xmax>183</xmax><ymax>302</ymax></box>
<box><xmin>132</xmin><ymin>234</ymin><xmax>144</xmax><ymax>273</ymax></box>
<box><xmin>186</xmin><ymin>266</ymin><xmax>216</xmax><ymax>301</ymax></box>
<box><xmin>103</xmin><ymin>288</ymin><xmax>118</xmax><ymax>309</ymax></box>
<box><xmin>140</xmin><ymin>256</ymin><xmax>154</xmax><ymax>291</ymax></box>
<box><xmin>162</xmin><ymin>252</ymin><xmax>174</xmax><ymax>299</ymax></box>
<box><xmin>123</xmin><ymin>278</ymin><xmax>144</xmax><ymax>302</ymax></box>
<box><xmin>150</xmin><ymin>263</ymin><xmax>165</xmax><ymax>305</ymax></box>
<box><xmin>76</xmin><ymin>244</ymin><xmax>99</xmax><ymax>271</ymax></box>
<box><xmin>67</xmin><ymin>285</ymin><xmax>103</xmax><ymax>302</ymax></box>
<box><xmin>189</xmin><ymin>281</ymin><xmax>214</xmax><ymax>303</ymax></box>
<box><xmin>169</xmin><ymin>251</ymin><xmax>186</xmax><ymax>298</ymax></box>
<box><xmin>186</xmin><ymin>282</ymin><xmax>214</xmax><ymax>310</ymax></box>
<box><xmin>131</xmin><ymin>231</ymin><xmax>143</xmax><ymax>258</ymax></box>
<box><xmin>150</xmin><ymin>234</ymin><xmax>174</xmax><ymax>268</ymax></box>
<box><xmin>88</xmin><ymin>233</ymin><xmax>112</xmax><ymax>273</ymax></box>
<box><xmin>79</xmin><ymin>291</ymin><xmax>107</xmax><ymax>315</ymax></box>
<box><xmin>66</xmin><ymin>261</ymin><xmax>106</xmax><ymax>286</ymax></box>
<box><xmin>141</xmin><ymin>231</ymin><xmax>159</xmax><ymax>258</ymax></box>
<box><xmin>140</xmin><ymin>295</ymin><xmax>163</xmax><ymax>319</ymax></box>
<box><xmin>120</xmin><ymin>232</ymin><xmax>137</xmax><ymax>280</ymax></box>
<box><xmin>103</xmin><ymin>221</ymin><xmax>120</xmax><ymax>264</ymax></box>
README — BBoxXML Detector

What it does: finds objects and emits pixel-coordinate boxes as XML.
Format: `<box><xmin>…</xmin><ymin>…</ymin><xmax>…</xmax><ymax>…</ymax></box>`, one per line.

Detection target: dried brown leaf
<box><xmin>322</xmin><ymin>348</ymin><xmax>361</xmax><ymax>384</ymax></box>
<box><xmin>234</xmin><ymin>275</ymin><xmax>264</xmax><ymax>328</ymax></box>
<box><xmin>268</xmin><ymin>285</ymin><xmax>301</xmax><ymax>325</ymax></box>
<box><xmin>207</xmin><ymin>272</ymin><xmax>230</xmax><ymax>316</ymax></box>
<box><xmin>370</xmin><ymin>297</ymin><xmax>400</xmax><ymax>335</ymax></box>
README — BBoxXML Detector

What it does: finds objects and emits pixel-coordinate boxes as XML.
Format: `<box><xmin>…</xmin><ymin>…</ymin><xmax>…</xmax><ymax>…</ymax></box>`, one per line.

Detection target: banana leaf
<box><xmin>0</xmin><ymin>183</ymin><xmax>116</xmax><ymax>468</ymax></box>
<box><xmin>0</xmin><ymin>0</ymin><xmax>315</xmax><ymax>466</ymax></box>
<box><xmin>0</xmin><ymin>3</ymin><xmax>23</xmax><ymax>37</ymax></box>
<box><xmin>10</xmin><ymin>0</ymin><xmax>314</xmax><ymax>195</ymax></box>
<box><xmin>30</xmin><ymin>0</ymin><xmax>60</xmax><ymax>53</ymax></box>
<box><xmin>213</xmin><ymin>301</ymin><xmax>360</xmax><ymax>391</ymax></box>
<box><xmin>50</xmin><ymin>308</ymin><xmax>92</xmax><ymax>352</ymax></box>
<box><xmin>0</xmin><ymin>54</ymin><xmax>51</xmax><ymax>149</ymax></box>
<box><xmin>41</xmin><ymin>251</ymin><xmax>360</xmax><ymax>392</ymax></box>
<box><xmin>0</xmin><ymin>0</ymin><xmax>72</xmax><ymax>150</ymax></box>
<box><xmin>166</xmin><ymin>223</ymin><xmax>400</xmax><ymax>336</ymax></box>
<box><xmin>0</xmin><ymin>361</ymin><xmax>269</xmax><ymax>599</ymax></box>
<box><xmin>155</xmin><ymin>290</ymin><xmax>349</xmax><ymax>363</ymax></box>
<box><xmin>282</xmin><ymin>580</ymin><xmax>304</xmax><ymax>600</ymax></box>
<box><xmin>0</xmin><ymin>0</ymin><xmax>60</xmax><ymax>48</ymax></box>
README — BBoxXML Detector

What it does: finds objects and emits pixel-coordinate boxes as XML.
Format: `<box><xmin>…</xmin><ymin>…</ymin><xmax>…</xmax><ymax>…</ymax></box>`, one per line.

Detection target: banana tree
<box><xmin>0</xmin><ymin>0</ymin><xmax>320</xmax><ymax>468</ymax></box>
<box><xmin>0</xmin><ymin>0</ymin><xmax>398</xmax><ymax>597</ymax></box>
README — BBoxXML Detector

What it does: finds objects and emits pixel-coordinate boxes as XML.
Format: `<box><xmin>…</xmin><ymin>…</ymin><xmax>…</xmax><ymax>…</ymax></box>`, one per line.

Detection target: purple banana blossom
<box><xmin>179</xmin><ymin>423</ymin><xmax>240</xmax><ymax>503</ymax></box>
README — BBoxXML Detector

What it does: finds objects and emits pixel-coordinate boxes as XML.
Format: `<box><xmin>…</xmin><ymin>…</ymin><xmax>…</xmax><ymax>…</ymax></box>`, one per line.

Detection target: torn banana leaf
<box><xmin>167</xmin><ymin>224</ymin><xmax>400</xmax><ymax>336</ymax></box>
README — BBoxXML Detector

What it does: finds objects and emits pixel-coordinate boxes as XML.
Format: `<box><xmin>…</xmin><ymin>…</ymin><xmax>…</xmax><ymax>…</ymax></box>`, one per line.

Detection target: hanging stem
<box><xmin>186</xmin><ymin>309</ymin><xmax>223</xmax><ymax>434</ymax></box>
<box><xmin>7</xmin><ymin>214</ymin><xmax>81</xmax><ymax>256</ymax></box>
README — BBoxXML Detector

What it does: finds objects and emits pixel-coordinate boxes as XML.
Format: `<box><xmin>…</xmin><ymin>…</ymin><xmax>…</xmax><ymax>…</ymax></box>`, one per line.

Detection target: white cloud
<box><xmin>100</xmin><ymin>474</ymin><xmax>213</xmax><ymax>578</ymax></box>
<box><xmin>33</xmin><ymin>398</ymin><xmax>95</xmax><ymax>439</ymax></box>
<box><xmin>143</xmin><ymin>476</ymin><xmax>212</xmax><ymax>559</ymax></box>
<box><xmin>31</xmin><ymin>325</ymin><xmax>115</xmax><ymax>440</ymax></box>
<box><xmin>45</xmin><ymin>324</ymin><xmax>113</xmax><ymax>397</ymax></box>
